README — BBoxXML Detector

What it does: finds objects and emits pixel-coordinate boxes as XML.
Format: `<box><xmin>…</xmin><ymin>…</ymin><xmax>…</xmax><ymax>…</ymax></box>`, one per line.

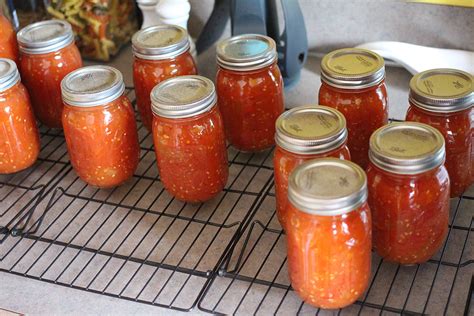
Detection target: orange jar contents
<box><xmin>274</xmin><ymin>105</ymin><xmax>351</xmax><ymax>230</ymax></box>
<box><xmin>17</xmin><ymin>20</ymin><xmax>82</xmax><ymax>128</ymax></box>
<box><xmin>405</xmin><ymin>69</ymin><xmax>473</xmax><ymax>197</ymax></box>
<box><xmin>62</xmin><ymin>66</ymin><xmax>140</xmax><ymax>188</ymax></box>
<box><xmin>367</xmin><ymin>122</ymin><xmax>450</xmax><ymax>264</ymax></box>
<box><xmin>151</xmin><ymin>76</ymin><xmax>228</xmax><ymax>203</ymax></box>
<box><xmin>0</xmin><ymin>14</ymin><xmax>18</xmax><ymax>62</ymax></box>
<box><xmin>216</xmin><ymin>34</ymin><xmax>284</xmax><ymax>152</ymax></box>
<box><xmin>132</xmin><ymin>25</ymin><xmax>197</xmax><ymax>132</ymax></box>
<box><xmin>286</xmin><ymin>159</ymin><xmax>371</xmax><ymax>309</ymax></box>
<box><xmin>0</xmin><ymin>58</ymin><xmax>40</xmax><ymax>173</ymax></box>
<box><xmin>318</xmin><ymin>48</ymin><xmax>388</xmax><ymax>169</ymax></box>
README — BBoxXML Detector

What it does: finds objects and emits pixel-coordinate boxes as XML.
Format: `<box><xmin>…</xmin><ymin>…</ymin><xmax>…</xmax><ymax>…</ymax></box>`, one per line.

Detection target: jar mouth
<box><xmin>132</xmin><ymin>25</ymin><xmax>191</xmax><ymax>60</ymax></box>
<box><xmin>368</xmin><ymin>122</ymin><xmax>446</xmax><ymax>175</ymax></box>
<box><xmin>151</xmin><ymin>75</ymin><xmax>217</xmax><ymax>119</ymax></box>
<box><xmin>216</xmin><ymin>34</ymin><xmax>278</xmax><ymax>72</ymax></box>
<box><xmin>320</xmin><ymin>48</ymin><xmax>385</xmax><ymax>89</ymax></box>
<box><xmin>275</xmin><ymin>105</ymin><xmax>348</xmax><ymax>155</ymax></box>
<box><xmin>61</xmin><ymin>66</ymin><xmax>125</xmax><ymax>107</ymax></box>
<box><xmin>288</xmin><ymin>158</ymin><xmax>368</xmax><ymax>216</ymax></box>
<box><xmin>0</xmin><ymin>58</ymin><xmax>21</xmax><ymax>93</ymax></box>
<box><xmin>409</xmin><ymin>68</ymin><xmax>473</xmax><ymax>113</ymax></box>
<box><xmin>17</xmin><ymin>20</ymin><xmax>75</xmax><ymax>55</ymax></box>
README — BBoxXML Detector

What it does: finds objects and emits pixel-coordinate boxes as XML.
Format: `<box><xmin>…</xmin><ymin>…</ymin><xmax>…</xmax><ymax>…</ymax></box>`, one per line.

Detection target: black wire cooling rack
<box><xmin>0</xmin><ymin>87</ymin><xmax>472</xmax><ymax>315</ymax></box>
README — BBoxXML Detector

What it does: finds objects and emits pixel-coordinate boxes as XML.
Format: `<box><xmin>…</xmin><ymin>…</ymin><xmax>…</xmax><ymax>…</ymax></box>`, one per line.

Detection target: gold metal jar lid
<box><xmin>61</xmin><ymin>66</ymin><xmax>125</xmax><ymax>107</ymax></box>
<box><xmin>369</xmin><ymin>122</ymin><xmax>445</xmax><ymax>175</ymax></box>
<box><xmin>151</xmin><ymin>75</ymin><xmax>217</xmax><ymax>119</ymax></box>
<box><xmin>321</xmin><ymin>48</ymin><xmax>385</xmax><ymax>89</ymax></box>
<box><xmin>288</xmin><ymin>158</ymin><xmax>367</xmax><ymax>216</ymax></box>
<box><xmin>409</xmin><ymin>68</ymin><xmax>473</xmax><ymax>113</ymax></box>
<box><xmin>132</xmin><ymin>25</ymin><xmax>190</xmax><ymax>60</ymax></box>
<box><xmin>17</xmin><ymin>20</ymin><xmax>75</xmax><ymax>55</ymax></box>
<box><xmin>275</xmin><ymin>105</ymin><xmax>348</xmax><ymax>155</ymax></box>
<box><xmin>216</xmin><ymin>34</ymin><xmax>277</xmax><ymax>71</ymax></box>
<box><xmin>0</xmin><ymin>58</ymin><xmax>20</xmax><ymax>92</ymax></box>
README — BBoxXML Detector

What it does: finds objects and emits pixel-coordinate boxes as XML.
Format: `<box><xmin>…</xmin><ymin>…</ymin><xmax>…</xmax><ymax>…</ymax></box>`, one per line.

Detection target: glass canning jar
<box><xmin>405</xmin><ymin>68</ymin><xmax>473</xmax><ymax>197</ymax></box>
<box><xmin>0</xmin><ymin>58</ymin><xmax>40</xmax><ymax>173</ymax></box>
<box><xmin>17</xmin><ymin>20</ymin><xmax>82</xmax><ymax>128</ymax></box>
<box><xmin>216</xmin><ymin>34</ymin><xmax>284</xmax><ymax>152</ymax></box>
<box><xmin>151</xmin><ymin>75</ymin><xmax>229</xmax><ymax>203</ymax></box>
<box><xmin>318</xmin><ymin>48</ymin><xmax>388</xmax><ymax>169</ymax></box>
<box><xmin>132</xmin><ymin>24</ymin><xmax>197</xmax><ymax>132</ymax></box>
<box><xmin>274</xmin><ymin>105</ymin><xmax>351</xmax><ymax>230</ymax></box>
<box><xmin>0</xmin><ymin>14</ymin><xmax>19</xmax><ymax>63</ymax></box>
<box><xmin>286</xmin><ymin>158</ymin><xmax>371</xmax><ymax>309</ymax></box>
<box><xmin>61</xmin><ymin>66</ymin><xmax>140</xmax><ymax>188</ymax></box>
<box><xmin>367</xmin><ymin>122</ymin><xmax>450</xmax><ymax>264</ymax></box>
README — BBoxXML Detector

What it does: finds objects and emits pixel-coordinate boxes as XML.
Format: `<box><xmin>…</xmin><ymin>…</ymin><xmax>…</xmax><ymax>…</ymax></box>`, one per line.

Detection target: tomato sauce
<box><xmin>0</xmin><ymin>59</ymin><xmax>40</xmax><ymax>173</ymax></box>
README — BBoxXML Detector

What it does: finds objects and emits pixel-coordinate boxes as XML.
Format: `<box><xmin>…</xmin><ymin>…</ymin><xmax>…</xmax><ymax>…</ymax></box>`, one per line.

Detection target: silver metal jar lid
<box><xmin>61</xmin><ymin>66</ymin><xmax>125</xmax><ymax>107</ymax></box>
<box><xmin>288</xmin><ymin>158</ymin><xmax>368</xmax><ymax>216</ymax></box>
<box><xmin>216</xmin><ymin>34</ymin><xmax>278</xmax><ymax>71</ymax></box>
<box><xmin>409</xmin><ymin>68</ymin><xmax>473</xmax><ymax>113</ymax></box>
<box><xmin>151</xmin><ymin>75</ymin><xmax>217</xmax><ymax>118</ymax></box>
<box><xmin>0</xmin><ymin>58</ymin><xmax>20</xmax><ymax>92</ymax></box>
<box><xmin>275</xmin><ymin>105</ymin><xmax>348</xmax><ymax>155</ymax></box>
<box><xmin>132</xmin><ymin>25</ymin><xmax>190</xmax><ymax>60</ymax></box>
<box><xmin>321</xmin><ymin>48</ymin><xmax>385</xmax><ymax>89</ymax></box>
<box><xmin>369</xmin><ymin>122</ymin><xmax>445</xmax><ymax>175</ymax></box>
<box><xmin>17</xmin><ymin>20</ymin><xmax>75</xmax><ymax>55</ymax></box>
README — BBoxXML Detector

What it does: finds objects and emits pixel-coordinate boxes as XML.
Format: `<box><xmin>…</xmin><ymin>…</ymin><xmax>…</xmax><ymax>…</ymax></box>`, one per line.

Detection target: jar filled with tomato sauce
<box><xmin>406</xmin><ymin>69</ymin><xmax>473</xmax><ymax>198</ymax></box>
<box><xmin>61</xmin><ymin>66</ymin><xmax>140</xmax><ymax>188</ymax></box>
<box><xmin>287</xmin><ymin>158</ymin><xmax>371</xmax><ymax>309</ymax></box>
<box><xmin>151</xmin><ymin>75</ymin><xmax>228</xmax><ymax>203</ymax></box>
<box><xmin>17</xmin><ymin>20</ymin><xmax>82</xmax><ymax>128</ymax></box>
<box><xmin>216</xmin><ymin>34</ymin><xmax>284</xmax><ymax>152</ymax></box>
<box><xmin>367</xmin><ymin>122</ymin><xmax>450</xmax><ymax>264</ymax></box>
<box><xmin>0</xmin><ymin>58</ymin><xmax>40</xmax><ymax>174</ymax></box>
<box><xmin>274</xmin><ymin>105</ymin><xmax>351</xmax><ymax>231</ymax></box>
<box><xmin>132</xmin><ymin>24</ymin><xmax>197</xmax><ymax>132</ymax></box>
<box><xmin>0</xmin><ymin>14</ymin><xmax>18</xmax><ymax>63</ymax></box>
<box><xmin>319</xmin><ymin>48</ymin><xmax>388</xmax><ymax>169</ymax></box>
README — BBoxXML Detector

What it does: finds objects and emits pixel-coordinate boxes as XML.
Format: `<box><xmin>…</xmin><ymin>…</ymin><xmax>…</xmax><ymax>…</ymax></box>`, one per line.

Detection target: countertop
<box><xmin>0</xmin><ymin>44</ymin><xmax>471</xmax><ymax>316</ymax></box>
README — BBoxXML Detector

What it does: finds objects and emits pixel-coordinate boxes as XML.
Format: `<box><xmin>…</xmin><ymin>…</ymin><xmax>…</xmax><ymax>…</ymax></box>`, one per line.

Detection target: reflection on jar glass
<box><xmin>151</xmin><ymin>75</ymin><xmax>228</xmax><ymax>203</ymax></box>
<box><xmin>17</xmin><ymin>20</ymin><xmax>82</xmax><ymax>128</ymax></box>
<box><xmin>216</xmin><ymin>34</ymin><xmax>284</xmax><ymax>152</ymax></box>
<box><xmin>318</xmin><ymin>48</ymin><xmax>388</xmax><ymax>169</ymax></box>
<box><xmin>273</xmin><ymin>105</ymin><xmax>351</xmax><ymax>231</ymax></box>
<box><xmin>62</xmin><ymin>66</ymin><xmax>140</xmax><ymax>188</ymax></box>
<box><xmin>405</xmin><ymin>68</ymin><xmax>473</xmax><ymax>197</ymax></box>
<box><xmin>367</xmin><ymin>122</ymin><xmax>450</xmax><ymax>264</ymax></box>
<box><xmin>286</xmin><ymin>158</ymin><xmax>371</xmax><ymax>309</ymax></box>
